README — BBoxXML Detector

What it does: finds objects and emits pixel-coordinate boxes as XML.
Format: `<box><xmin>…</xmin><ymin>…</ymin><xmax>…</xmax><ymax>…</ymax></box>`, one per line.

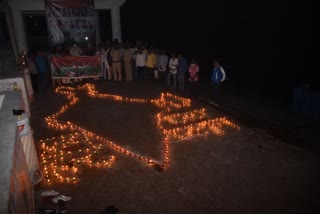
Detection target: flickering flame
<box><xmin>40</xmin><ymin>83</ymin><xmax>240</xmax><ymax>184</ymax></box>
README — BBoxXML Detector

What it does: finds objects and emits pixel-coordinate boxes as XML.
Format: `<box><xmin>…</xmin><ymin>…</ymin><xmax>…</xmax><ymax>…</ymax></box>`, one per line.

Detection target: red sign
<box><xmin>50</xmin><ymin>55</ymin><xmax>102</xmax><ymax>78</ymax></box>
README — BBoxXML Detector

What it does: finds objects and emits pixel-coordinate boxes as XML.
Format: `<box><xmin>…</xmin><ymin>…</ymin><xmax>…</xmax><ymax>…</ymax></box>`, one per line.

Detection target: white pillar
<box><xmin>95</xmin><ymin>11</ymin><xmax>101</xmax><ymax>45</ymax></box>
<box><xmin>110</xmin><ymin>6</ymin><xmax>121</xmax><ymax>42</ymax></box>
<box><xmin>11</xmin><ymin>8</ymin><xmax>28</xmax><ymax>53</ymax></box>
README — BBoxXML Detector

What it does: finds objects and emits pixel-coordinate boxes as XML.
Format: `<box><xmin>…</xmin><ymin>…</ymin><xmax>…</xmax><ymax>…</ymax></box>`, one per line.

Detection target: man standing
<box><xmin>69</xmin><ymin>43</ymin><xmax>82</xmax><ymax>82</ymax></box>
<box><xmin>135</xmin><ymin>48</ymin><xmax>146</xmax><ymax>80</ymax></box>
<box><xmin>210</xmin><ymin>58</ymin><xmax>226</xmax><ymax>102</ymax></box>
<box><xmin>167</xmin><ymin>53</ymin><xmax>179</xmax><ymax>89</ymax></box>
<box><xmin>110</xmin><ymin>42</ymin><xmax>122</xmax><ymax>81</ymax></box>
<box><xmin>104</xmin><ymin>43</ymin><xmax>112</xmax><ymax>80</ymax></box>
<box><xmin>69</xmin><ymin>43</ymin><xmax>82</xmax><ymax>56</ymax></box>
<box><xmin>177</xmin><ymin>54</ymin><xmax>188</xmax><ymax>91</ymax></box>
<box><xmin>156</xmin><ymin>49</ymin><xmax>168</xmax><ymax>84</ymax></box>
<box><xmin>123</xmin><ymin>44</ymin><xmax>133</xmax><ymax>81</ymax></box>
<box><xmin>145</xmin><ymin>49</ymin><xmax>156</xmax><ymax>80</ymax></box>
<box><xmin>35</xmin><ymin>50</ymin><xmax>48</xmax><ymax>94</ymax></box>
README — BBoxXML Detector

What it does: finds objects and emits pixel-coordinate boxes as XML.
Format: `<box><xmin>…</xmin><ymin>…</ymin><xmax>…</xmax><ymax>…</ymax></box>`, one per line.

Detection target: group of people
<box><xmin>94</xmin><ymin>40</ymin><xmax>226</xmax><ymax>98</ymax></box>
<box><xmin>27</xmin><ymin>39</ymin><xmax>227</xmax><ymax>99</ymax></box>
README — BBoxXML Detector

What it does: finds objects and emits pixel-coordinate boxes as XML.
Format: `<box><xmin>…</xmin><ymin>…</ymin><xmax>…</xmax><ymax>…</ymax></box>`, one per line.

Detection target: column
<box><xmin>95</xmin><ymin>11</ymin><xmax>101</xmax><ymax>45</ymax></box>
<box><xmin>11</xmin><ymin>8</ymin><xmax>28</xmax><ymax>53</ymax></box>
<box><xmin>110</xmin><ymin>6</ymin><xmax>121</xmax><ymax>42</ymax></box>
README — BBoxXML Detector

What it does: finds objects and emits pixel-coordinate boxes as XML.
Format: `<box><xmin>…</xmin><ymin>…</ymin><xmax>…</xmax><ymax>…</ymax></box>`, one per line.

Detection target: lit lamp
<box><xmin>40</xmin><ymin>83</ymin><xmax>241</xmax><ymax>184</ymax></box>
<box><xmin>19</xmin><ymin>50</ymin><xmax>27</xmax><ymax>70</ymax></box>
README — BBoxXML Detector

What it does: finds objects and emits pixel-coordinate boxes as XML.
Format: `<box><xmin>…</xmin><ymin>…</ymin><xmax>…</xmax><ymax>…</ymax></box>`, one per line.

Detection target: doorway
<box><xmin>0</xmin><ymin>13</ymin><xmax>11</xmax><ymax>49</ymax></box>
<box><xmin>98</xmin><ymin>10</ymin><xmax>112</xmax><ymax>42</ymax></box>
<box><xmin>23</xmin><ymin>12</ymin><xmax>49</xmax><ymax>53</ymax></box>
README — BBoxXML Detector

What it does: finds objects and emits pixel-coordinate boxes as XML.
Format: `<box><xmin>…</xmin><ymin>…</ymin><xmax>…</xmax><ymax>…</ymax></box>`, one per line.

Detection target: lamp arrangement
<box><xmin>41</xmin><ymin>132</ymin><xmax>115</xmax><ymax>184</ymax></box>
<box><xmin>41</xmin><ymin>83</ymin><xmax>240</xmax><ymax>184</ymax></box>
<box><xmin>17</xmin><ymin>50</ymin><xmax>27</xmax><ymax>70</ymax></box>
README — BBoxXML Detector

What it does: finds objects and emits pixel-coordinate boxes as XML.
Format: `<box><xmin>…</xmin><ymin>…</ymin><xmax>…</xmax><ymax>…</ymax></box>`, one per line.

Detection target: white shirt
<box><xmin>220</xmin><ymin>66</ymin><xmax>226</xmax><ymax>82</ymax></box>
<box><xmin>157</xmin><ymin>54</ymin><xmax>168</xmax><ymax>72</ymax></box>
<box><xmin>135</xmin><ymin>53</ymin><xmax>146</xmax><ymax>67</ymax></box>
<box><xmin>169</xmin><ymin>58</ymin><xmax>179</xmax><ymax>74</ymax></box>
<box><xmin>70</xmin><ymin>46</ymin><xmax>82</xmax><ymax>56</ymax></box>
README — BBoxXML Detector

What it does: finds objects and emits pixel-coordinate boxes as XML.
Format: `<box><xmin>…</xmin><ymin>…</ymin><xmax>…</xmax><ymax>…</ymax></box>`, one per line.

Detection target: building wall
<box><xmin>8</xmin><ymin>0</ymin><xmax>125</xmax><ymax>52</ymax></box>
<box><xmin>8</xmin><ymin>0</ymin><xmax>126</xmax><ymax>11</ymax></box>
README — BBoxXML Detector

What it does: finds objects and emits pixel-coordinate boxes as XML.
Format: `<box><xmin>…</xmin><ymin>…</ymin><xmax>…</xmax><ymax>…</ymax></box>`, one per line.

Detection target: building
<box><xmin>1</xmin><ymin>0</ymin><xmax>126</xmax><ymax>54</ymax></box>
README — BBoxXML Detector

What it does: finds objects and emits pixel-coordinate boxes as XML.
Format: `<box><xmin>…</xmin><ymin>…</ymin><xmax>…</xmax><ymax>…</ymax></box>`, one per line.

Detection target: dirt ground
<box><xmin>31</xmin><ymin>80</ymin><xmax>320</xmax><ymax>214</ymax></box>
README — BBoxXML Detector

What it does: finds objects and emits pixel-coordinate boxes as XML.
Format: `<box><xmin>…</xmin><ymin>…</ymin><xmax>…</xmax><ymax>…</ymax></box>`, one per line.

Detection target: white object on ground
<box><xmin>52</xmin><ymin>195</ymin><xmax>72</xmax><ymax>203</ymax></box>
<box><xmin>208</xmin><ymin>101</ymin><xmax>219</xmax><ymax>107</ymax></box>
<box><xmin>41</xmin><ymin>190</ymin><xmax>59</xmax><ymax>196</ymax></box>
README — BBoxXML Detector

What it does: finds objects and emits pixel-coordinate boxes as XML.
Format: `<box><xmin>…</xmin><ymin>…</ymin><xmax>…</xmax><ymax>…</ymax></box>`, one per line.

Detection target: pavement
<box><xmin>196</xmin><ymin>82</ymin><xmax>320</xmax><ymax>154</ymax></box>
<box><xmin>30</xmin><ymin>79</ymin><xmax>320</xmax><ymax>214</ymax></box>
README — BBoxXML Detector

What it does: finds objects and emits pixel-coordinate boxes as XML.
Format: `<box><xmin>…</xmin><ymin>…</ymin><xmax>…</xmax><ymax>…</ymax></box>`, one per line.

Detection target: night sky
<box><xmin>22</xmin><ymin>0</ymin><xmax>314</xmax><ymax>97</ymax></box>
<box><xmin>121</xmin><ymin>0</ymin><xmax>314</xmax><ymax>96</ymax></box>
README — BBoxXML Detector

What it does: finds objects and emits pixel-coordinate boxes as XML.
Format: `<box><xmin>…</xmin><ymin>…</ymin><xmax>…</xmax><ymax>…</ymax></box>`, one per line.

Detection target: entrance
<box><xmin>23</xmin><ymin>12</ymin><xmax>49</xmax><ymax>53</ymax></box>
<box><xmin>98</xmin><ymin>10</ymin><xmax>112</xmax><ymax>42</ymax></box>
<box><xmin>0</xmin><ymin>13</ymin><xmax>10</xmax><ymax>49</ymax></box>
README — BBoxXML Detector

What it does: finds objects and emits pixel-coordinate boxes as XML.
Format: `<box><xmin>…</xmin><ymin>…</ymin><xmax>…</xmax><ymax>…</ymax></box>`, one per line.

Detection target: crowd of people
<box><xmin>27</xmin><ymin>39</ymin><xmax>227</xmax><ymax>100</ymax></box>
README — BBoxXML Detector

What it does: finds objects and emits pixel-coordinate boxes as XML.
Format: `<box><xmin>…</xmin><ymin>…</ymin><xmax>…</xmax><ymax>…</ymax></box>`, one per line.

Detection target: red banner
<box><xmin>50</xmin><ymin>55</ymin><xmax>102</xmax><ymax>78</ymax></box>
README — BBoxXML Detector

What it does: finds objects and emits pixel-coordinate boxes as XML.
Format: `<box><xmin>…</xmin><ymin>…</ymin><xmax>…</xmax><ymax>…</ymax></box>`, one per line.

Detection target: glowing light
<box><xmin>40</xmin><ymin>83</ymin><xmax>240</xmax><ymax>184</ymax></box>
<box><xmin>40</xmin><ymin>132</ymin><xmax>116</xmax><ymax>184</ymax></box>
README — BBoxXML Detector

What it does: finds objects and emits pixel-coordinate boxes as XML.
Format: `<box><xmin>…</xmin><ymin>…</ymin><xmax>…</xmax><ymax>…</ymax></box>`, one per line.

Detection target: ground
<box><xmin>31</xmin><ymin>80</ymin><xmax>320</xmax><ymax>214</ymax></box>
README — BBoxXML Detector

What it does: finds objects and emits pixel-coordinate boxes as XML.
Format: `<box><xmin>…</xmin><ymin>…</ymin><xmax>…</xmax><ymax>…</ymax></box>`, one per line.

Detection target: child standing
<box><xmin>188</xmin><ymin>58</ymin><xmax>199</xmax><ymax>98</ymax></box>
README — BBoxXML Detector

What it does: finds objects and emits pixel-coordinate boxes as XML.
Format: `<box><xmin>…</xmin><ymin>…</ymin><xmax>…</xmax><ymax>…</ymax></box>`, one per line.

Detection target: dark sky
<box><xmin>121</xmin><ymin>0</ymin><xmax>314</xmax><ymax>93</ymax></box>
<box><xmin>21</xmin><ymin>0</ymin><xmax>314</xmax><ymax>94</ymax></box>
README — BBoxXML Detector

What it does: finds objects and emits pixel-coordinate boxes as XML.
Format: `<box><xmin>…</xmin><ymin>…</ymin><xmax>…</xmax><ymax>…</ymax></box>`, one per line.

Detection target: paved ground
<box><xmin>198</xmin><ymin>82</ymin><xmax>320</xmax><ymax>153</ymax></box>
<box><xmin>31</xmin><ymin>80</ymin><xmax>320</xmax><ymax>214</ymax></box>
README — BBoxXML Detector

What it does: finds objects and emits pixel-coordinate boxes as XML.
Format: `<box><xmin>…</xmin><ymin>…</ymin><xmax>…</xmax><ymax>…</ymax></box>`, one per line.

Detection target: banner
<box><xmin>50</xmin><ymin>55</ymin><xmax>102</xmax><ymax>78</ymax></box>
<box><xmin>45</xmin><ymin>0</ymin><xmax>96</xmax><ymax>46</ymax></box>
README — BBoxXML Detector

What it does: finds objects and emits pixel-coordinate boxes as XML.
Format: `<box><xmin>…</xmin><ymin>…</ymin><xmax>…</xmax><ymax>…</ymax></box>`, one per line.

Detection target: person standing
<box><xmin>142</xmin><ymin>45</ymin><xmax>148</xmax><ymax>77</ymax></box>
<box><xmin>96</xmin><ymin>44</ymin><xmax>107</xmax><ymax>80</ymax></box>
<box><xmin>120</xmin><ymin>42</ymin><xmax>125</xmax><ymax>80</ymax></box>
<box><xmin>27</xmin><ymin>53</ymin><xmax>38</xmax><ymax>93</ymax></box>
<box><xmin>153</xmin><ymin>49</ymin><xmax>159</xmax><ymax>79</ymax></box>
<box><xmin>123</xmin><ymin>44</ymin><xmax>133</xmax><ymax>81</ymax></box>
<box><xmin>177</xmin><ymin>54</ymin><xmax>188</xmax><ymax>91</ymax></box>
<box><xmin>145</xmin><ymin>49</ymin><xmax>156</xmax><ymax>80</ymax></box>
<box><xmin>156</xmin><ymin>49</ymin><xmax>169</xmax><ymax>86</ymax></box>
<box><xmin>131</xmin><ymin>43</ymin><xmax>138</xmax><ymax>80</ymax></box>
<box><xmin>110</xmin><ymin>42</ymin><xmax>122</xmax><ymax>81</ymax></box>
<box><xmin>94</xmin><ymin>46</ymin><xmax>105</xmax><ymax>81</ymax></box>
<box><xmin>35</xmin><ymin>50</ymin><xmax>49</xmax><ymax>94</ymax></box>
<box><xmin>104</xmin><ymin>43</ymin><xmax>112</xmax><ymax>80</ymax></box>
<box><xmin>69</xmin><ymin>43</ymin><xmax>83</xmax><ymax>82</ymax></box>
<box><xmin>69</xmin><ymin>43</ymin><xmax>82</xmax><ymax>56</ymax></box>
<box><xmin>167</xmin><ymin>53</ymin><xmax>179</xmax><ymax>89</ymax></box>
<box><xmin>188</xmin><ymin>58</ymin><xmax>199</xmax><ymax>98</ymax></box>
<box><xmin>135</xmin><ymin>48</ymin><xmax>146</xmax><ymax>80</ymax></box>
<box><xmin>210</xmin><ymin>58</ymin><xmax>226</xmax><ymax>101</ymax></box>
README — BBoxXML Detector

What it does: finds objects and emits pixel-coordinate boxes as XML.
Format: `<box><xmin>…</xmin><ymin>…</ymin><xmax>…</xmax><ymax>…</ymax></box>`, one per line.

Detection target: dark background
<box><xmin>121</xmin><ymin>0</ymin><xmax>314</xmax><ymax>98</ymax></box>
<box><xmin>20</xmin><ymin>0</ymin><xmax>314</xmax><ymax>99</ymax></box>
